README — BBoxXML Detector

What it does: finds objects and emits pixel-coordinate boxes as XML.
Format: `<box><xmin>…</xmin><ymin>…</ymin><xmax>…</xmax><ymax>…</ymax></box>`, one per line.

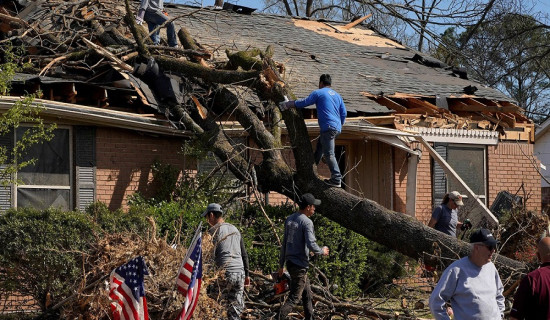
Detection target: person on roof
<box><xmin>135</xmin><ymin>0</ymin><xmax>178</xmax><ymax>48</ymax></box>
<box><xmin>279</xmin><ymin>74</ymin><xmax>347</xmax><ymax>188</ymax></box>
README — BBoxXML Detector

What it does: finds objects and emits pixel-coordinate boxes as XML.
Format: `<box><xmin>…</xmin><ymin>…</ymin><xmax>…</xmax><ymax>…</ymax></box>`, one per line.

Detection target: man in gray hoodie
<box><xmin>429</xmin><ymin>228</ymin><xmax>504</xmax><ymax>320</ymax></box>
<box><xmin>203</xmin><ymin>203</ymin><xmax>250</xmax><ymax>320</ymax></box>
<box><xmin>135</xmin><ymin>0</ymin><xmax>178</xmax><ymax>47</ymax></box>
<box><xmin>277</xmin><ymin>193</ymin><xmax>329</xmax><ymax>320</ymax></box>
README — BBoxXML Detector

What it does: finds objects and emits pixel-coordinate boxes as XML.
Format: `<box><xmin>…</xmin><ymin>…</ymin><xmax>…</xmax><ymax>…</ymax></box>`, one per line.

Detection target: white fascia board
<box><xmin>0</xmin><ymin>97</ymin><xmax>191</xmax><ymax>137</ymax></box>
<box><xmin>405</xmin><ymin>127</ymin><xmax>499</xmax><ymax>145</ymax></box>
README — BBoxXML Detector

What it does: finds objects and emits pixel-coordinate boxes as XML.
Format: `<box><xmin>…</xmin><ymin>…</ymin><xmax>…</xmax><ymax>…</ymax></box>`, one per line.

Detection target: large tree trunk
<box><xmin>121</xmin><ymin>2</ymin><xmax>527</xmax><ymax>282</ymax></box>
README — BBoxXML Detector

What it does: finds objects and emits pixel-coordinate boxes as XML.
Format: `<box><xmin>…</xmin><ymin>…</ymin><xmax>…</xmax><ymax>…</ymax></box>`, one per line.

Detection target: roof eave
<box><xmin>0</xmin><ymin>97</ymin><xmax>191</xmax><ymax>138</ymax></box>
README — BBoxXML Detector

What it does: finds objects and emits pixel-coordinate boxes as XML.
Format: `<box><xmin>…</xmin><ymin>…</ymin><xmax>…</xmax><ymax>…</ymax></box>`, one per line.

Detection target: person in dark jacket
<box><xmin>428</xmin><ymin>191</ymin><xmax>469</xmax><ymax>237</ymax></box>
<box><xmin>510</xmin><ymin>237</ymin><xmax>550</xmax><ymax>320</ymax></box>
<box><xmin>277</xmin><ymin>193</ymin><xmax>329</xmax><ymax>320</ymax></box>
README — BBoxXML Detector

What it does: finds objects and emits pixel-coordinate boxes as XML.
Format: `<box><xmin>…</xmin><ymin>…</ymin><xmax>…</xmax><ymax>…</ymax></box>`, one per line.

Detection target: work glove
<box><xmin>135</xmin><ymin>9</ymin><xmax>145</xmax><ymax>25</ymax></box>
<box><xmin>460</xmin><ymin>219</ymin><xmax>472</xmax><ymax>231</ymax></box>
<box><xmin>278</xmin><ymin>100</ymin><xmax>295</xmax><ymax>111</ymax></box>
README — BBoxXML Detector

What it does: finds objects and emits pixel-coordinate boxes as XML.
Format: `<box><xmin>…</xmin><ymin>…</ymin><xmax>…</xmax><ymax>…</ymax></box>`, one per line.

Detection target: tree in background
<box><xmin>434</xmin><ymin>13</ymin><xmax>550</xmax><ymax>122</ymax></box>
<box><xmin>0</xmin><ymin>45</ymin><xmax>56</xmax><ymax>186</ymax></box>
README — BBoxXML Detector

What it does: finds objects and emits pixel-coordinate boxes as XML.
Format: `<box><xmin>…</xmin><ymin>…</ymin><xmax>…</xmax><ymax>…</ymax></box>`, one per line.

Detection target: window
<box><xmin>14</xmin><ymin>127</ymin><xmax>72</xmax><ymax>210</ymax></box>
<box><xmin>433</xmin><ymin>143</ymin><xmax>487</xmax><ymax>206</ymax></box>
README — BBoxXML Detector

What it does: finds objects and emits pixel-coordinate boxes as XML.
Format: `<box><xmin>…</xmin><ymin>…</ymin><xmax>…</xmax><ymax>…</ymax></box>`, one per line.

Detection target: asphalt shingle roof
<box><xmin>170</xmin><ymin>5</ymin><xmax>514</xmax><ymax>114</ymax></box>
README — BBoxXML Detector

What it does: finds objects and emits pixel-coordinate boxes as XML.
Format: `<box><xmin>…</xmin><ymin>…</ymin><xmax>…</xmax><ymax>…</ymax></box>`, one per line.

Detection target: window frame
<box><xmin>11</xmin><ymin>125</ymin><xmax>73</xmax><ymax>209</ymax></box>
<box><xmin>432</xmin><ymin>142</ymin><xmax>488</xmax><ymax>205</ymax></box>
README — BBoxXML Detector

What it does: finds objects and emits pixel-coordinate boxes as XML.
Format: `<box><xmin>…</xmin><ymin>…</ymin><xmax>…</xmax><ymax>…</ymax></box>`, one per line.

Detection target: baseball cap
<box><xmin>469</xmin><ymin>228</ymin><xmax>498</xmax><ymax>248</ymax></box>
<box><xmin>202</xmin><ymin>203</ymin><xmax>223</xmax><ymax>217</ymax></box>
<box><xmin>300</xmin><ymin>193</ymin><xmax>321</xmax><ymax>206</ymax></box>
<box><xmin>449</xmin><ymin>191</ymin><xmax>464</xmax><ymax>206</ymax></box>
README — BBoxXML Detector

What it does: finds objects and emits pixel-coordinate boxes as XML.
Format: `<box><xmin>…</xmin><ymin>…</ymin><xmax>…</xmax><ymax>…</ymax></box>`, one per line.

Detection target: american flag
<box><xmin>109</xmin><ymin>256</ymin><xmax>149</xmax><ymax>320</ymax></box>
<box><xmin>176</xmin><ymin>224</ymin><xmax>203</xmax><ymax>320</ymax></box>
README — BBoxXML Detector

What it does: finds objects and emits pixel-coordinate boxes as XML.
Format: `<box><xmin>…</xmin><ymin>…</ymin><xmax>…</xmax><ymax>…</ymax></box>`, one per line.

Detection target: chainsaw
<box><xmin>259</xmin><ymin>271</ymin><xmax>291</xmax><ymax>303</ymax></box>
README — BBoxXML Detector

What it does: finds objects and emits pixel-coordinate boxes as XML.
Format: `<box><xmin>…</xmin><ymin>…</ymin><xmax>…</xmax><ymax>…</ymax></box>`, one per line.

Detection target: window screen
<box><xmin>433</xmin><ymin>144</ymin><xmax>487</xmax><ymax>205</ymax></box>
<box><xmin>16</xmin><ymin>127</ymin><xmax>71</xmax><ymax>210</ymax></box>
<box><xmin>446</xmin><ymin>146</ymin><xmax>486</xmax><ymax>197</ymax></box>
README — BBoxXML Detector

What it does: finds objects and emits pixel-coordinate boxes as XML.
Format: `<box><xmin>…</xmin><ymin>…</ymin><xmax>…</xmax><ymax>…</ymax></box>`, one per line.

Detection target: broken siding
<box><xmin>0</xmin><ymin>130</ymin><xmax>13</xmax><ymax>211</ymax></box>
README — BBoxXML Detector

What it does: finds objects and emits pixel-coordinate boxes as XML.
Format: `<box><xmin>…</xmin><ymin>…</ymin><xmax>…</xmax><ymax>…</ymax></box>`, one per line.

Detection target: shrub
<box><xmin>0</xmin><ymin>208</ymin><xmax>97</xmax><ymax>311</ymax></box>
<box><xmin>85</xmin><ymin>201</ymin><xmax>149</xmax><ymax>234</ymax></box>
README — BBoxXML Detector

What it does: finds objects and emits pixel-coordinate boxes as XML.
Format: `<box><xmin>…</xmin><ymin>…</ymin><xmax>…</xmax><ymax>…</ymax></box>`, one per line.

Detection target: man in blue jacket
<box><xmin>277</xmin><ymin>193</ymin><xmax>329</xmax><ymax>320</ymax></box>
<box><xmin>280</xmin><ymin>74</ymin><xmax>347</xmax><ymax>187</ymax></box>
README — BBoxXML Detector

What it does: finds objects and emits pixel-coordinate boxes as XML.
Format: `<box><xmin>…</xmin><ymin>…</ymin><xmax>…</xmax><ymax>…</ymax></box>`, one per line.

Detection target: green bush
<box><xmin>85</xmin><ymin>201</ymin><xmax>149</xmax><ymax>234</ymax></box>
<box><xmin>240</xmin><ymin>204</ymin><xmax>292</xmax><ymax>273</ymax></box>
<box><xmin>0</xmin><ymin>208</ymin><xmax>97</xmax><ymax>310</ymax></box>
<box><xmin>125</xmin><ymin>162</ymin><xmax>241</xmax><ymax>243</ymax></box>
<box><xmin>312</xmin><ymin>214</ymin><xmax>409</xmax><ymax>296</ymax></box>
<box><xmin>126</xmin><ymin>196</ymin><xmax>204</xmax><ymax>245</ymax></box>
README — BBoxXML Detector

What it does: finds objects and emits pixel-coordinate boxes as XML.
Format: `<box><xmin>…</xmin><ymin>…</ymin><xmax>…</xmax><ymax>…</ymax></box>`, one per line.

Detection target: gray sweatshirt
<box><xmin>139</xmin><ymin>0</ymin><xmax>163</xmax><ymax>12</ymax></box>
<box><xmin>279</xmin><ymin>212</ymin><xmax>323</xmax><ymax>269</ymax></box>
<box><xmin>208</xmin><ymin>222</ymin><xmax>249</xmax><ymax>276</ymax></box>
<box><xmin>429</xmin><ymin>256</ymin><xmax>504</xmax><ymax>320</ymax></box>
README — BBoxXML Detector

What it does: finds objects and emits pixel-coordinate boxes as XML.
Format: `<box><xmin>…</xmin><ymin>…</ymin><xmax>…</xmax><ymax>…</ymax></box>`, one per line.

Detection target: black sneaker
<box><xmin>324</xmin><ymin>179</ymin><xmax>341</xmax><ymax>188</ymax></box>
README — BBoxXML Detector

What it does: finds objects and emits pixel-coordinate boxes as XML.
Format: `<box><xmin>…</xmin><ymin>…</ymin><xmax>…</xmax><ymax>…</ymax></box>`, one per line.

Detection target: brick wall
<box><xmin>415</xmin><ymin>144</ymin><xmax>434</xmax><ymax>223</ymax></box>
<box><xmin>488</xmin><ymin>142</ymin><xmax>541</xmax><ymax>212</ymax></box>
<box><xmin>96</xmin><ymin>127</ymin><xmax>192</xmax><ymax>211</ymax></box>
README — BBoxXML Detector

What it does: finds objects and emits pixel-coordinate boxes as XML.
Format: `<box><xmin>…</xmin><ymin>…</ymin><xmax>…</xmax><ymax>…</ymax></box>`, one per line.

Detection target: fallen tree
<box><xmin>1</xmin><ymin>0</ymin><xmax>528</xmax><ymax>287</ymax></box>
<box><xmin>122</xmin><ymin>1</ymin><xmax>528</xmax><ymax>284</ymax></box>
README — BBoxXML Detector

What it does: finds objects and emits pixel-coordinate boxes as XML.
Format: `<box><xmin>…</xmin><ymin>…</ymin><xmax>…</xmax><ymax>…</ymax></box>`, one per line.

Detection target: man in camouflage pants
<box><xmin>203</xmin><ymin>203</ymin><xmax>250</xmax><ymax>319</ymax></box>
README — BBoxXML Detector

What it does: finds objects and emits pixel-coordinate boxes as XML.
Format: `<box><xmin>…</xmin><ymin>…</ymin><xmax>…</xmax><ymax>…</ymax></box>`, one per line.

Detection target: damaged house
<box><xmin>170</xmin><ymin>4</ymin><xmax>540</xmax><ymax>226</ymax></box>
<box><xmin>0</xmin><ymin>1</ymin><xmax>540</xmax><ymax>227</ymax></box>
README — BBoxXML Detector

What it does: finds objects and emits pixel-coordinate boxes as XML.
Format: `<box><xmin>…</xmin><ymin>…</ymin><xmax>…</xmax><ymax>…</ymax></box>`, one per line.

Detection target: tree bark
<box><xmin>128</xmin><ymin>27</ymin><xmax>528</xmax><ymax>284</ymax></box>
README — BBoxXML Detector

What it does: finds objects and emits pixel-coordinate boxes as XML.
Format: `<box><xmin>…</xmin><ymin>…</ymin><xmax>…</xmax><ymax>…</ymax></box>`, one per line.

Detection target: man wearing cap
<box><xmin>202</xmin><ymin>203</ymin><xmax>250</xmax><ymax>320</ymax></box>
<box><xmin>428</xmin><ymin>191</ymin><xmax>471</xmax><ymax>237</ymax></box>
<box><xmin>510</xmin><ymin>237</ymin><xmax>550</xmax><ymax>320</ymax></box>
<box><xmin>429</xmin><ymin>228</ymin><xmax>504</xmax><ymax>320</ymax></box>
<box><xmin>277</xmin><ymin>193</ymin><xmax>329</xmax><ymax>320</ymax></box>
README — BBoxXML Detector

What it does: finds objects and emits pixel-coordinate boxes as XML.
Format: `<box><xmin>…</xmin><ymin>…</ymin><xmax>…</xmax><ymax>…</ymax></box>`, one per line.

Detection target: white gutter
<box><xmin>0</xmin><ymin>97</ymin><xmax>191</xmax><ymax>137</ymax></box>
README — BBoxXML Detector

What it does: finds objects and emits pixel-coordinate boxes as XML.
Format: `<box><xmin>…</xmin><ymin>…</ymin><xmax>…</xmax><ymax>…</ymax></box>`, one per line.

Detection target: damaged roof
<box><xmin>0</xmin><ymin>0</ymin><xmax>529</xmax><ymax>136</ymax></box>
<box><xmin>169</xmin><ymin>5</ymin><xmax>514</xmax><ymax>114</ymax></box>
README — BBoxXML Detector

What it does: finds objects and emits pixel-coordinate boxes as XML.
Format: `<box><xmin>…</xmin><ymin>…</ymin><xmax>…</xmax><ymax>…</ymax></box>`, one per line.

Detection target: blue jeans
<box><xmin>314</xmin><ymin>129</ymin><xmax>342</xmax><ymax>183</ymax></box>
<box><xmin>144</xmin><ymin>10</ymin><xmax>178</xmax><ymax>47</ymax></box>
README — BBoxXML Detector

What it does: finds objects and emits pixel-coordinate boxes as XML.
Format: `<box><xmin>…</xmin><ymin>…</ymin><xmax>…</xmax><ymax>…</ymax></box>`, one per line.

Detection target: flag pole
<box><xmin>160</xmin><ymin>221</ymin><xmax>202</xmax><ymax>320</ymax></box>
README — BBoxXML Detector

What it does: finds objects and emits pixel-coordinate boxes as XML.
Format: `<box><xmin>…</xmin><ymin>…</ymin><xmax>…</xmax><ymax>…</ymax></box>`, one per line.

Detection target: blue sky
<box><xmin>169</xmin><ymin>0</ymin><xmax>264</xmax><ymax>10</ymax></box>
<box><xmin>169</xmin><ymin>0</ymin><xmax>550</xmax><ymax>23</ymax></box>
